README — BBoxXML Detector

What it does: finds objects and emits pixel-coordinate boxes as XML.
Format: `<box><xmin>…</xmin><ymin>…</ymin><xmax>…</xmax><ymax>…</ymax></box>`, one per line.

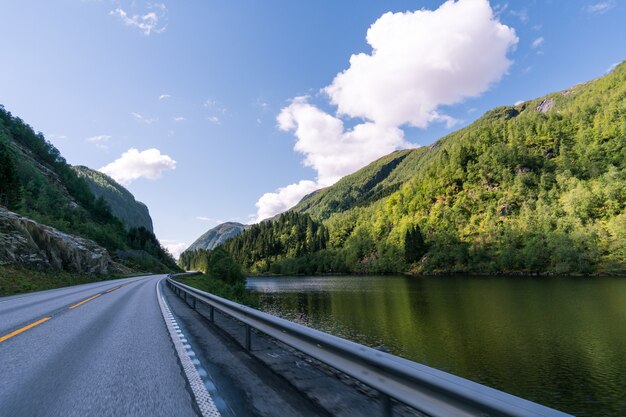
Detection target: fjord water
<box><xmin>247</xmin><ymin>276</ymin><xmax>626</xmax><ymax>416</ymax></box>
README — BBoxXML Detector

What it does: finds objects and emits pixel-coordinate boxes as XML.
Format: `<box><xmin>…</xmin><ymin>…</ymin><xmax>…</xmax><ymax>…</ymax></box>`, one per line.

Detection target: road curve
<box><xmin>0</xmin><ymin>275</ymin><xmax>200</xmax><ymax>417</ymax></box>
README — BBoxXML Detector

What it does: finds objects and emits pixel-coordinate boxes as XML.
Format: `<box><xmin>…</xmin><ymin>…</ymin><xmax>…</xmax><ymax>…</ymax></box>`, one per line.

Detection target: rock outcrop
<box><xmin>536</xmin><ymin>98</ymin><xmax>555</xmax><ymax>113</ymax></box>
<box><xmin>0</xmin><ymin>208</ymin><xmax>111</xmax><ymax>274</ymax></box>
<box><xmin>186</xmin><ymin>222</ymin><xmax>249</xmax><ymax>252</ymax></box>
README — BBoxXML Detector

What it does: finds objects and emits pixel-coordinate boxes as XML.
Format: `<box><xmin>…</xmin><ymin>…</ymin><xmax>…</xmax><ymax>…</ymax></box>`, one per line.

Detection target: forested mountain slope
<box><xmin>73</xmin><ymin>166</ymin><xmax>153</xmax><ymax>232</ymax></box>
<box><xmin>186</xmin><ymin>62</ymin><xmax>626</xmax><ymax>275</ymax></box>
<box><xmin>0</xmin><ymin>105</ymin><xmax>177</xmax><ymax>273</ymax></box>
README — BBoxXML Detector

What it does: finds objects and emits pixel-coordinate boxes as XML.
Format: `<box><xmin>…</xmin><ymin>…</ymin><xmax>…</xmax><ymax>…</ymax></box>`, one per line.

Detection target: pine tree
<box><xmin>404</xmin><ymin>225</ymin><xmax>426</xmax><ymax>264</ymax></box>
<box><xmin>0</xmin><ymin>141</ymin><xmax>22</xmax><ymax>210</ymax></box>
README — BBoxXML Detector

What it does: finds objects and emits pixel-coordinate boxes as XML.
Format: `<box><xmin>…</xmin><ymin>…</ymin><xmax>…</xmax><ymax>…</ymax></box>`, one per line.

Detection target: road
<box><xmin>0</xmin><ymin>275</ymin><xmax>200</xmax><ymax>417</ymax></box>
<box><xmin>0</xmin><ymin>274</ymin><xmax>331</xmax><ymax>417</ymax></box>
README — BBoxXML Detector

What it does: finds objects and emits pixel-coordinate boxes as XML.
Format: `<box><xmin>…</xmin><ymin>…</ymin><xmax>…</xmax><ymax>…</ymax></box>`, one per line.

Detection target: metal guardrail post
<box><xmin>380</xmin><ymin>393</ymin><xmax>392</xmax><ymax>417</ymax></box>
<box><xmin>245</xmin><ymin>324</ymin><xmax>251</xmax><ymax>351</ymax></box>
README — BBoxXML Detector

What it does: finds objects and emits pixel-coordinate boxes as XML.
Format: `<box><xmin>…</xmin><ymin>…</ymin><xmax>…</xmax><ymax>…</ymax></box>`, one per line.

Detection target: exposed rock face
<box><xmin>186</xmin><ymin>222</ymin><xmax>249</xmax><ymax>252</ymax></box>
<box><xmin>536</xmin><ymin>98</ymin><xmax>555</xmax><ymax>113</ymax></box>
<box><xmin>0</xmin><ymin>208</ymin><xmax>111</xmax><ymax>274</ymax></box>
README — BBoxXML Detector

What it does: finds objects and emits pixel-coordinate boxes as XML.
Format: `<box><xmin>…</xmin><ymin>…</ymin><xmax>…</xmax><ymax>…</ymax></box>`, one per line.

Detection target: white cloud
<box><xmin>585</xmin><ymin>1</ymin><xmax>616</xmax><ymax>14</ymax></box>
<box><xmin>100</xmin><ymin>148</ymin><xmax>176</xmax><ymax>185</ymax></box>
<box><xmin>277</xmin><ymin>98</ymin><xmax>408</xmax><ymax>186</ymax></box>
<box><xmin>204</xmin><ymin>98</ymin><xmax>227</xmax><ymax>113</ymax></box>
<box><xmin>532</xmin><ymin>37</ymin><xmax>544</xmax><ymax>49</ymax></box>
<box><xmin>195</xmin><ymin>216</ymin><xmax>211</xmax><ymax>221</ymax></box>
<box><xmin>514</xmin><ymin>100</ymin><xmax>524</xmax><ymax>106</ymax></box>
<box><xmin>48</xmin><ymin>134</ymin><xmax>67</xmax><ymax>141</ymax></box>
<box><xmin>159</xmin><ymin>94</ymin><xmax>171</xmax><ymax>100</ymax></box>
<box><xmin>324</xmin><ymin>0</ymin><xmax>518</xmax><ymax>128</ymax></box>
<box><xmin>85</xmin><ymin>134</ymin><xmax>112</xmax><ymax>143</ymax></box>
<box><xmin>173</xmin><ymin>116</ymin><xmax>187</xmax><ymax>122</ymax></box>
<box><xmin>85</xmin><ymin>134</ymin><xmax>112</xmax><ymax>150</ymax></box>
<box><xmin>254</xmin><ymin>0</ymin><xmax>518</xmax><ymax>222</ymax></box>
<box><xmin>162</xmin><ymin>240</ymin><xmax>187</xmax><ymax>260</ymax></box>
<box><xmin>255</xmin><ymin>180</ymin><xmax>320</xmax><ymax>222</ymax></box>
<box><xmin>110</xmin><ymin>4</ymin><xmax>167</xmax><ymax>36</ymax></box>
<box><xmin>204</xmin><ymin>98</ymin><xmax>227</xmax><ymax>124</ymax></box>
<box><xmin>132</xmin><ymin>112</ymin><xmax>158</xmax><ymax>124</ymax></box>
<box><xmin>509</xmin><ymin>8</ymin><xmax>529</xmax><ymax>23</ymax></box>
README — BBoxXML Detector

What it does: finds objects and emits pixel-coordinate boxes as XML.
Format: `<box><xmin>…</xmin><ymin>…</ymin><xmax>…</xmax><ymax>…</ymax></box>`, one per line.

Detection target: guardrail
<box><xmin>166</xmin><ymin>276</ymin><xmax>572</xmax><ymax>417</ymax></box>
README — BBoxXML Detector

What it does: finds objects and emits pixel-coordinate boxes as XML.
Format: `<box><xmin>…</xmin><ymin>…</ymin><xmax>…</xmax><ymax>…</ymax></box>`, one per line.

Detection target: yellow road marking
<box><xmin>69</xmin><ymin>294</ymin><xmax>101</xmax><ymax>309</ymax></box>
<box><xmin>0</xmin><ymin>317</ymin><xmax>51</xmax><ymax>343</ymax></box>
<box><xmin>105</xmin><ymin>286</ymin><xmax>120</xmax><ymax>293</ymax></box>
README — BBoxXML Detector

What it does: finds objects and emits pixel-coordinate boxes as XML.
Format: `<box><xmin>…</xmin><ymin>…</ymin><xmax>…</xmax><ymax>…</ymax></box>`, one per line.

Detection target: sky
<box><xmin>1</xmin><ymin>0</ymin><xmax>625</xmax><ymax>258</ymax></box>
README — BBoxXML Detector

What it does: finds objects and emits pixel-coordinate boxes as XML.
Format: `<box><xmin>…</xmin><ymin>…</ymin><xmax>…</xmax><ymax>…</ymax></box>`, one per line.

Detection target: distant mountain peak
<box><xmin>185</xmin><ymin>222</ymin><xmax>249</xmax><ymax>253</ymax></box>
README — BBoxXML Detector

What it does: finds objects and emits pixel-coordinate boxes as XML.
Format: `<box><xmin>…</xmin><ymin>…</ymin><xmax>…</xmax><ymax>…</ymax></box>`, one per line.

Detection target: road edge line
<box><xmin>156</xmin><ymin>278</ymin><xmax>221</xmax><ymax>417</ymax></box>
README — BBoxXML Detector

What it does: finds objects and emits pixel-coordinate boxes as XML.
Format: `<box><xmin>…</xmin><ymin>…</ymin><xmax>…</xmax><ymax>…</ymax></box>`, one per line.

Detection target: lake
<box><xmin>246</xmin><ymin>275</ymin><xmax>626</xmax><ymax>416</ymax></box>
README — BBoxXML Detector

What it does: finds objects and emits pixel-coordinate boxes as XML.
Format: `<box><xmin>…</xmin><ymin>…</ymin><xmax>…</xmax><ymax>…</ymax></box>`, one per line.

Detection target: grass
<box><xmin>175</xmin><ymin>274</ymin><xmax>259</xmax><ymax>307</ymax></box>
<box><xmin>0</xmin><ymin>265</ymin><xmax>149</xmax><ymax>297</ymax></box>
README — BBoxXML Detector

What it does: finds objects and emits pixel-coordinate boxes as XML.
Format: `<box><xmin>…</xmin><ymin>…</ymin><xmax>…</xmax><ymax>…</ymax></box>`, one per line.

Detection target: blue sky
<box><xmin>1</xmin><ymin>0</ymin><xmax>624</xmax><ymax>257</ymax></box>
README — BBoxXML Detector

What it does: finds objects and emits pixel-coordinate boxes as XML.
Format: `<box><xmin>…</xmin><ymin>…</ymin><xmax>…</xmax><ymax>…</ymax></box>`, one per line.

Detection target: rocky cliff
<box><xmin>186</xmin><ymin>222</ymin><xmax>249</xmax><ymax>252</ymax></box>
<box><xmin>0</xmin><ymin>208</ymin><xmax>112</xmax><ymax>275</ymax></box>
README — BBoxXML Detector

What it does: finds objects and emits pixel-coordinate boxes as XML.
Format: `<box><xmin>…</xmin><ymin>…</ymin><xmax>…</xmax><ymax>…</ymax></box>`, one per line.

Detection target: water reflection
<box><xmin>247</xmin><ymin>275</ymin><xmax>626</xmax><ymax>416</ymax></box>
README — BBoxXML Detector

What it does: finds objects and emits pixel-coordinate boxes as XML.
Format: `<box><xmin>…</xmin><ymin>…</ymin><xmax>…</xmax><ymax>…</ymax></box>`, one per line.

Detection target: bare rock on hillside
<box><xmin>0</xmin><ymin>207</ymin><xmax>111</xmax><ymax>275</ymax></box>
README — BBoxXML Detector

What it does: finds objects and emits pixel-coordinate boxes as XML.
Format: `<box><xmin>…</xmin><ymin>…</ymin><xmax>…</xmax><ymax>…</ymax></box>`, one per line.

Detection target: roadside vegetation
<box><xmin>175</xmin><ymin>248</ymin><xmax>258</xmax><ymax>306</ymax></box>
<box><xmin>0</xmin><ymin>265</ymin><xmax>144</xmax><ymax>296</ymax></box>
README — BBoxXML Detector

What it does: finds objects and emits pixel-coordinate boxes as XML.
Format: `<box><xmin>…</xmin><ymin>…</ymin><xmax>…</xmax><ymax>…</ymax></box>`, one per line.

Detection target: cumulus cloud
<box><xmin>255</xmin><ymin>180</ymin><xmax>320</xmax><ymax>222</ymax></box>
<box><xmin>110</xmin><ymin>4</ymin><xmax>167</xmax><ymax>36</ymax></box>
<box><xmin>325</xmin><ymin>0</ymin><xmax>518</xmax><ymax>128</ymax></box>
<box><xmin>100</xmin><ymin>148</ymin><xmax>176</xmax><ymax>185</ymax></box>
<box><xmin>159</xmin><ymin>94</ymin><xmax>171</xmax><ymax>100</ymax></box>
<box><xmin>585</xmin><ymin>1</ymin><xmax>616</xmax><ymax>14</ymax></box>
<box><xmin>254</xmin><ymin>0</ymin><xmax>518</xmax><ymax>222</ymax></box>
<box><xmin>173</xmin><ymin>116</ymin><xmax>187</xmax><ymax>122</ymax></box>
<box><xmin>277</xmin><ymin>98</ymin><xmax>407</xmax><ymax>186</ymax></box>
<box><xmin>532</xmin><ymin>37</ymin><xmax>544</xmax><ymax>49</ymax></box>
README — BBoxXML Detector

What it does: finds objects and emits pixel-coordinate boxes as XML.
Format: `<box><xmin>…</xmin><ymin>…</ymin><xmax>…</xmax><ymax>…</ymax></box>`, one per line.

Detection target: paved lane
<box><xmin>0</xmin><ymin>275</ymin><xmax>200</xmax><ymax>417</ymax></box>
<box><xmin>0</xmin><ymin>276</ymin><xmax>152</xmax><ymax>332</ymax></box>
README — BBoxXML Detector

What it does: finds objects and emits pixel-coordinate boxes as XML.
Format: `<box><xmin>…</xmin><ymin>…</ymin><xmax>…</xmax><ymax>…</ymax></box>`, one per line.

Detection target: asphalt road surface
<box><xmin>0</xmin><ymin>275</ymin><xmax>200</xmax><ymax>417</ymax></box>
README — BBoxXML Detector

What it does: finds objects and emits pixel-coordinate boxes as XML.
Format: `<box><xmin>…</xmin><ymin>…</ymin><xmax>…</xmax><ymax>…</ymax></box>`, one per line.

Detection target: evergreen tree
<box><xmin>404</xmin><ymin>225</ymin><xmax>426</xmax><ymax>264</ymax></box>
<box><xmin>0</xmin><ymin>141</ymin><xmax>22</xmax><ymax>209</ymax></box>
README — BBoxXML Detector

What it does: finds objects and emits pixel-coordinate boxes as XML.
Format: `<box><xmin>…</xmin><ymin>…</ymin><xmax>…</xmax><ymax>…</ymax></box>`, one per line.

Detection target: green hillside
<box><xmin>73</xmin><ymin>165</ymin><xmax>154</xmax><ymax>232</ymax></box>
<box><xmin>0</xmin><ymin>105</ymin><xmax>178</xmax><ymax>273</ymax></box>
<box><xmin>188</xmin><ymin>62</ymin><xmax>626</xmax><ymax>276</ymax></box>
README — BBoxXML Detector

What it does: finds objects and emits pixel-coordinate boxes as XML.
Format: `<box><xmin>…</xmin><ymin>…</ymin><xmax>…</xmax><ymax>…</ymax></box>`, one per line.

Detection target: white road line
<box><xmin>156</xmin><ymin>279</ymin><xmax>221</xmax><ymax>417</ymax></box>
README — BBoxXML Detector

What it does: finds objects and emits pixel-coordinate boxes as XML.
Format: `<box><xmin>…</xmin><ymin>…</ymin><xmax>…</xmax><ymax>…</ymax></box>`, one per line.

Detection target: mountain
<box><xmin>0</xmin><ymin>104</ymin><xmax>178</xmax><ymax>275</ymax></box>
<box><xmin>181</xmin><ymin>62</ymin><xmax>626</xmax><ymax>276</ymax></box>
<box><xmin>186</xmin><ymin>222</ymin><xmax>249</xmax><ymax>252</ymax></box>
<box><xmin>73</xmin><ymin>166</ymin><xmax>153</xmax><ymax>232</ymax></box>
